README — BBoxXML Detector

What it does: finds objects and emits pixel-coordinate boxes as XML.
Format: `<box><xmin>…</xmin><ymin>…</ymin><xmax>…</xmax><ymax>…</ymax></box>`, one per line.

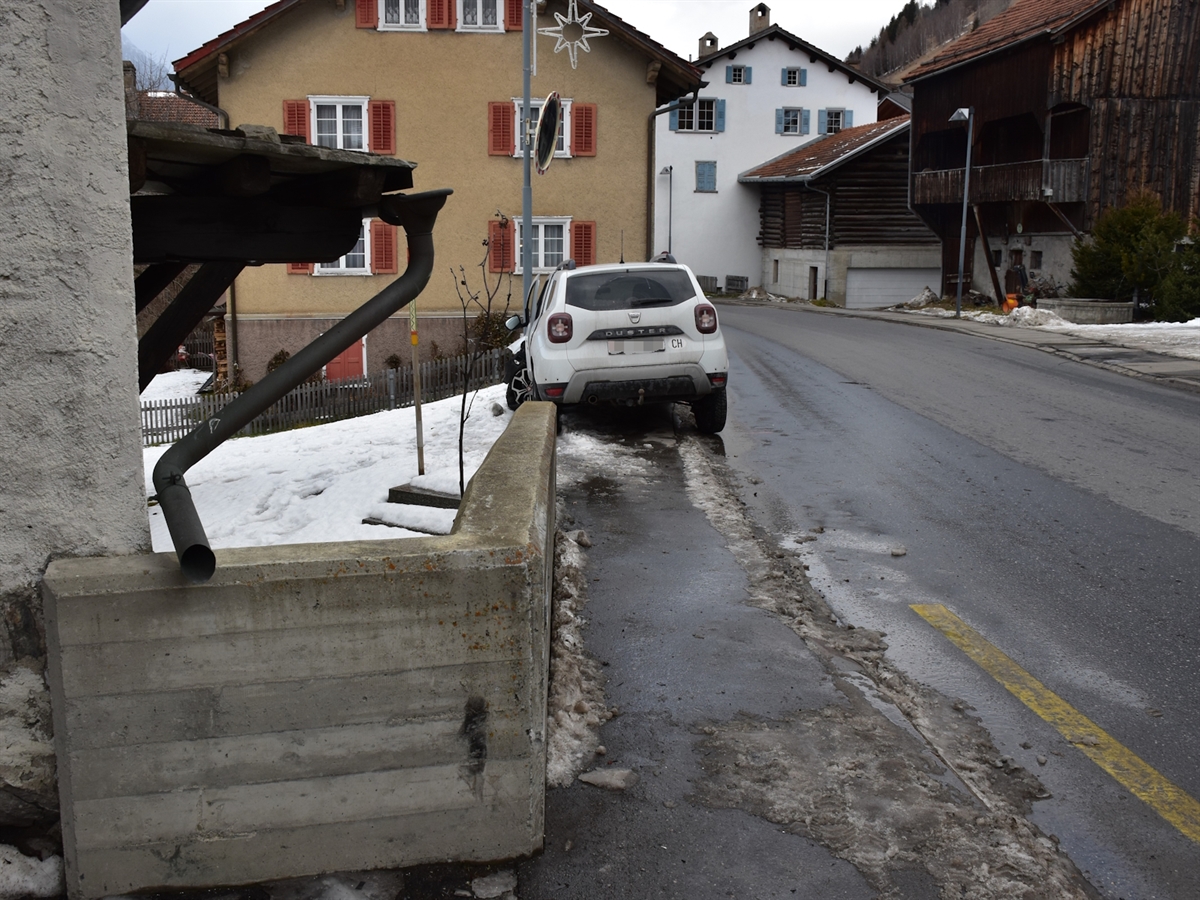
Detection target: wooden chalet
<box><xmin>741</xmin><ymin>115</ymin><xmax>941</xmax><ymax>307</ymax></box>
<box><xmin>906</xmin><ymin>0</ymin><xmax>1200</xmax><ymax>298</ymax></box>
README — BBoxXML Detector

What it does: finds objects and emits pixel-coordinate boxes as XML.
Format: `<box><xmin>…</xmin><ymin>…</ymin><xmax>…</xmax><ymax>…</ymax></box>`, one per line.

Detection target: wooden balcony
<box><xmin>912</xmin><ymin>158</ymin><xmax>1090</xmax><ymax>205</ymax></box>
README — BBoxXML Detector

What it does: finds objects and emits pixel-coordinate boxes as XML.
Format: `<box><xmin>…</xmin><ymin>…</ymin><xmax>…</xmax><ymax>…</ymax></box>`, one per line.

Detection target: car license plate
<box><xmin>608</xmin><ymin>339</ymin><xmax>665</xmax><ymax>354</ymax></box>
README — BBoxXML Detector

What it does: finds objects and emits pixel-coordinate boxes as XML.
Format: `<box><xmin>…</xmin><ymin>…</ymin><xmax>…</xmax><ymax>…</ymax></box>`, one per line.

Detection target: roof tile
<box><xmin>741</xmin><ymin>116</ymin><xmax>909</xmax><ymax>181</ymax></box>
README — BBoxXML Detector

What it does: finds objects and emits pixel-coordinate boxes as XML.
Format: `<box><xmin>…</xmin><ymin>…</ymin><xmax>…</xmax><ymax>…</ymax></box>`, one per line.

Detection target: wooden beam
<box><xmin>972</xmin><ymin>204</ymin><xmax>1005</xmax><ymax>305</ymax></box>
<box><xmin>132</xmin><ymin>196</ymin><xmax>365</xmax><ymax>264</ymax></box>
<box><xmin>135</xmin><ymin>261</ymin><xmax>189</xmax><ymax>313</ymax></box>
<box><xmin>1044</xmin><ymin>201</ymin><xmax>1083</xmax><ymax>237</ymax></box>
<box><xmin>270</xmin><ymin>166</ymin><xmax>389</xmax><ymax>208</ymax></box>
<box><xmin>138</xmin><ymin>262</ymin><xmax>244</xmax><ymax>392</ymax></box>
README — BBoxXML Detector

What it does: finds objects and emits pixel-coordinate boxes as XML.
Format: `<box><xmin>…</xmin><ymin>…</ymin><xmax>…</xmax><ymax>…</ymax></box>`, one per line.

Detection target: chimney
<box><xmin>123</xmin><ymin>60</ymin><xmax>140</xmax><ymax>120</ymax></box>
<box><xmin>749</xmin><ymin>3</ymin><xmax>770</xmax><ymax>36</ymax></box>
<box><xmin>698</xmin><ymin>31</ymin><xmax>719</xmax><ymax>59</ymax></box>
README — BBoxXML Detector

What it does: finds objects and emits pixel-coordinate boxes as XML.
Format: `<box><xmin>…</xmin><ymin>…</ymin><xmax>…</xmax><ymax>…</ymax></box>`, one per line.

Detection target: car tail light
<box><xmin>547</xmin><ymin>313</ymin><xmax>573</xmax><ymax>343</ymax></box>
<box><xmin>542</xmin><ymin>385</ymin><xmax>566</xmax><ymax>398</ymax></box>
<box><xmin>695</xmin><ymin>304</ymin><xmax>718</xmax><ymax>334</ymax></box>
<box><xmin>709</xmin><ymin>373</ymin><xmax>727</xmax><ymax>387</ymax></box>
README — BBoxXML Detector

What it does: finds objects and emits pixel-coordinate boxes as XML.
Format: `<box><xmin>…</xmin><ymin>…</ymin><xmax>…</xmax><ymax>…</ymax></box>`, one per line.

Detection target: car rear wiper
<box><xmin>629</xmin><ymin>297</ymin><xmax>674</xmax><ymax>307</ymax></box>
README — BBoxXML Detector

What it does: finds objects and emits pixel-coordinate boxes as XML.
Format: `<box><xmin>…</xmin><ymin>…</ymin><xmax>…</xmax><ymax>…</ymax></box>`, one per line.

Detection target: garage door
<box><xmin>845</xmin><ymin>268</ymin><xmax>942</xmax><ymax>309</ymax></box>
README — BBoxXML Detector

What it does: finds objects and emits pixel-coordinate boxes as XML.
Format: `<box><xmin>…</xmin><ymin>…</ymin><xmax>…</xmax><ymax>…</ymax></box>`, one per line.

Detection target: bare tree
<box><xmin>852</xmin><ymin>0</ymin><xmax>1016</xmax><ymax>78</ymax></box>
<box><xmin>449</xmin><ymin>215</ymin><xmax>515</xmax><ymax>496</ymax></box>
<box><xmin>124</xmin><ymin>42</ymin><xmax>173</xmax><ymax>92</ymax></box>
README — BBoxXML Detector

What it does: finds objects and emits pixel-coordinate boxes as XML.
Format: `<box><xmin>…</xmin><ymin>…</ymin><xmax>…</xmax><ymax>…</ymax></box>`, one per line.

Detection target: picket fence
<box><xmin>141</xmin><ymin>349</ymin><xmax>506</xmax><ymax>447</ymax></box>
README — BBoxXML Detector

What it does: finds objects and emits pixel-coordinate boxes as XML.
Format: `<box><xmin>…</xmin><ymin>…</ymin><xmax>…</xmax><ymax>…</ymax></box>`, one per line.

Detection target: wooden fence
<box><xmin>141</xmin><ymin>348</ymin><xmax>506</xmax><ymax>447</ymax></box>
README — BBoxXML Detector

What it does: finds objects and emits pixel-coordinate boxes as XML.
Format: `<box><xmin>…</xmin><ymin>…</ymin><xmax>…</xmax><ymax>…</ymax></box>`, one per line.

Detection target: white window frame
<box><xmin>315</xmin><ymin>218</ymin><xmax>372</xmax><ymax>276</ymax></box>
<box><xmin>826</xmin><ymin>109</ymin><xmax>845</xmax><ymax>134</ymax></box>
<box><xmin>515</xmin><ymin>216</ymin><xmax>572</xmax><ymax>274</ymax></box>
<box><xmin>457</xmin><ymin>0</ymin><xmax>503</xmax><ymax>31</ymax></box>
<box><xmin>781</xmin><ymin>108</ymin><xmax>802</xmax><ymax>135</ymax></box>
<box><xmin>784</xmin><ymin>67</ymin><xmax>802</xmax><ymax>86</ymax></box>
<box><xmin>730</xmin><ymin>65</ymin><xmax>746</xmax><ymax>84</ymax></box>
<box><xmin>512</xmin><ymin>97</ymin><xmax>573</xmax><ymax>158</ymax></box>
<box><xmin>309</xmin><ymin>95</ymin><xmax>371</xmax><ymax>152</ymax></box>
<box><xmin>379</xmin><ymin>0</ymin><xmax>426</xmax><ymax>30</ymax></box>
<box><xmin>675</xmin><ymin>98</ymin><xmax>717</xmax><ymax>133</ymax></box>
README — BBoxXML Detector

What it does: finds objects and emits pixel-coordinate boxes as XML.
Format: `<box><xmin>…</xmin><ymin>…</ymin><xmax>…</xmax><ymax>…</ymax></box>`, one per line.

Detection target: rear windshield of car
<box><xmin>565</xmin><ymin>269</ymin><xmax>698</xmax><ymax>311</ymax></box>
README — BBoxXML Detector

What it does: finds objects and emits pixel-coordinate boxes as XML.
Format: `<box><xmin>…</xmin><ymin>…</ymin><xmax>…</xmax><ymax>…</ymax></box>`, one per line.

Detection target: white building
<box><xmin>654</xmin><ymin>3</ymin><xmax>887</xmax><ymax>293</ymax></box>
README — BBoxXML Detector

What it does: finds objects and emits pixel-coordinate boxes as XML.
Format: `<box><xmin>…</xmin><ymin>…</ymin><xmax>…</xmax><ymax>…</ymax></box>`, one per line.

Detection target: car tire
<box><xmin>506</xmin><ymin>356</ymin><xmax>534</xmax><ymax>410</ymax></box>
<box><xmin>692</xmin><ymin>388</ymin><xmax>727</xmax><ymax>434</ymax></box>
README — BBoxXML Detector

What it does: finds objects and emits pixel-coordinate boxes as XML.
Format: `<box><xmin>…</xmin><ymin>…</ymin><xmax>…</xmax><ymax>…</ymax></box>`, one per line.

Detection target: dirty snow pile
<box><xmin>143</xmin><ymin>385</ymin><xmax>511</xmax><ymax>549</ymax></box>
<box><xmin>912</xmin><ymin>307</ymin><xmax>1200</xmax><ymax>360</ymax></box>
<box><xmin>738</xmin><ymin>286</ymin><xmax>790</xmax><ymax>303</ymax></box>
<box><xmin>0</xmin><ymin>845</ymin><xmax>62</xmax><ymax>900</ymax></box>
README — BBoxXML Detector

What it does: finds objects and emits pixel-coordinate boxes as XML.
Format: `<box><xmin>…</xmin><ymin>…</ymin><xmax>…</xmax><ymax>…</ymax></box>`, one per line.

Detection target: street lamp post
<box><xmin>950</xmin><ymin>106</ymin><xmax>974</xmax><ymax>319</ymax></box>
<box><xmin>660</xmin><ymin>165</ymin><xmax>673</xmax><ymax>254</ymax></box>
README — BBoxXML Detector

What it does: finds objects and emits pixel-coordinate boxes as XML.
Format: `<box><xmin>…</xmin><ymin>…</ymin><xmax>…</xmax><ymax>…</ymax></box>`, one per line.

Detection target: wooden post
<box><xmin>972</xmin><ymin>204</ymin><xmax>1006</xmax><ymax>306</ymax></box>
<box><xmin>410</xmin><ymin>302</ymin><xmax>425</xmax><ymax>475</ymax></box>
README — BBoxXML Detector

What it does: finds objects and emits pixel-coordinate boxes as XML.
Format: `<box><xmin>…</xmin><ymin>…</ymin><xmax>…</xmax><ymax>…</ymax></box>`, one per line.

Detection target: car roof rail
<box><xmin>558</xmin><ymin>259</ymin><xmax>577</xmax><ymax>271</ymax></box>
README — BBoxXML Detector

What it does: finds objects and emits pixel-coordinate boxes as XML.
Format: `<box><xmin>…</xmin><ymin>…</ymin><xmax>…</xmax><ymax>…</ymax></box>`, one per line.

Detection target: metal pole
<box><xmin>667</xmin><ymin>166</ymin><xmax>673</xmax><ymax>254</ymax></box>
<box><xmin>410</xmin><ymin>301</ymin><xmax>424</xmax><ymax>475</ymax></box>
<box><xmin>522</xmin><ymin>0</ymin><xmax>534</xmax><ymax>300</ymax></box>
<box><xmin>955</xmin><ymin>108</ymin><xmax>974</xmax><ymax>319</ymax></box>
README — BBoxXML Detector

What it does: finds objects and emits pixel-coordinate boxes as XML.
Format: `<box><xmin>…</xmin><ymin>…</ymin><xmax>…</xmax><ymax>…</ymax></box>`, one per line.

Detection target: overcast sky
<box><xmin>121</xmin><ymin>0</ymin><xmax>901</xmax><ymax>68</ymax></box>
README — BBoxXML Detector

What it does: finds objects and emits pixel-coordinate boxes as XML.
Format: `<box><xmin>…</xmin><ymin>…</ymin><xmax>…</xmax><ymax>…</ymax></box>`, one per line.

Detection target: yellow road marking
<box><xmin>912</xmin><ymin>603</ymin><xmax>1200</xmax><ymax>844</ymax></box>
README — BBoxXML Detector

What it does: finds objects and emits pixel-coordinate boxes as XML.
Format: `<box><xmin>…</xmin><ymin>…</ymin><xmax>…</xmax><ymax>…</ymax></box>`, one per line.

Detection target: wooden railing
<box><xmin>912</xmin><ymin>158</ymin><xmax>1090</xmax><ymax>204</ymax></box>
<box><xmin>141</xmin><ymin>348</ymin><xmax>505</xmax><ymax>447</ymax></box>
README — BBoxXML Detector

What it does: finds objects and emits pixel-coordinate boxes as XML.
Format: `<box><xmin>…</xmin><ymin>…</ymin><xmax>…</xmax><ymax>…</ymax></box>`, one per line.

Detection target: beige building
<box><xmin>175</xmin><ymin>0</ymin><xmax>702</xmax><ymax>379</ymax></box>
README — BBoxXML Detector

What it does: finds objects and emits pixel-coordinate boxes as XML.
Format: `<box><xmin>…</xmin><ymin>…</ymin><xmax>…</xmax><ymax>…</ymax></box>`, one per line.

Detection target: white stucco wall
<box><xmin>654</xmin><ymin>32</ymin><xmax>880</xmax><ymax>289</ymax></box>
<box><xmin>0</xmin><ymin>1</ymin><xmax>149</xmax><ymax>624</ymax></box>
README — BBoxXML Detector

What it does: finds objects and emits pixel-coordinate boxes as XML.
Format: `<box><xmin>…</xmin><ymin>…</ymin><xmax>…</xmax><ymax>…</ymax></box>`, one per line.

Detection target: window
<box><xmin>725</xmin><ymin>65</ymin><xmax>752</xmax><ymax>85</ymax></box>
<box><xmin>1031</xmin><ymin>250</ymin><xmax>1043</xmax><ymax>270</ymax></box>
<box><xmin>381</xmin><ymin>0</ymin><xmax>424</xmax><ymax>29</ymax></box>
<box><xmin>695</xmin><ymin>161</ymin><xmax>716</xmax><ymax>193</ymax></box>
<box><xmin>516</xmin><ymin>217</ymin><xmax>571</xmax><ymax>273</ymax></box>
<box><xmin>818</xmin><ymin>109</ymin><xmax>852</xmax><ymax>134</ymax></box>
<box><xmin>776</xmin><ymin>107</ymin><xmax>809</xmax><ymax>136</ymax></box>
<box><xmin>514</xmin><ymin>98</ymin><xmax>572</xmax><ymax>157</ymax></box>
<box><xmin>316</xmin><ymin>220</ymin><xmax>372</xmax><ymax>275</ymax></box>
<box><xmin>670</xmin><ymin>99</ymin><xmax>725</xmax><ymax>134</ymax></box>
<box><xmin>459</xmin><ymin>0</ymin><xmax>500</xmax><ymax>30</ymax></box>
<box><xmin>782</xmin><ymin>67</ymin><xmax>807</xmax><ymax>86</ymax></box>
<box><xmin>311</xmin><ymin>97</ymin><xmax>369</xmax><ymax>150</ymax></box>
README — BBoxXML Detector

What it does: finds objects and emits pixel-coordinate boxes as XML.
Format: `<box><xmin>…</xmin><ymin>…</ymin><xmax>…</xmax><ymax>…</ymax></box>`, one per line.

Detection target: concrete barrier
<box><xmin>42</xmin><ymin>402</ymin><xmax>557</xmax><ymax>900</ymax></box>
<box><xmin>1037</xmin><ymin>298</ymin><xmax>1135</xmax><ymax>324</ymax></box>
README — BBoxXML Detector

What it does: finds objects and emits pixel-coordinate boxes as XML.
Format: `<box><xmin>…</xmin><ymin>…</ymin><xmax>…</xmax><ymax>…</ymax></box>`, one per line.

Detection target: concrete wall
<box><xmin>43</xmin><ymin>403</ymin><xmax>557</xmax><ymax>899</ymax></box>
<box><xmin>655</xmin><ymin>33</ymin><xmax>880</xmax><ymax>288</ymax></box>
<box><xmin>763</xmin><ymin>245</ymin><xmax>942</xmax><ymax>305</ymax></box>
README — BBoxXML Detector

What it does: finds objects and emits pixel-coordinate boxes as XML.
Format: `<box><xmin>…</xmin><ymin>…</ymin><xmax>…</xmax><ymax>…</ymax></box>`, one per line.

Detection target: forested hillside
<box><xmin>846</xmin><ymin>0</ymin><xmax>1016</xmax><ymax>78</ymax></box>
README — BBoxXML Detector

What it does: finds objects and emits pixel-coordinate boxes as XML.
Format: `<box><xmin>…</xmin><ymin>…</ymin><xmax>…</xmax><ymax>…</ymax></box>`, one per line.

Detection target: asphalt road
<box><xmin>716</xmin><ymin>305</ymin><xmax>1200</xmax><ymax>899</ymax></box>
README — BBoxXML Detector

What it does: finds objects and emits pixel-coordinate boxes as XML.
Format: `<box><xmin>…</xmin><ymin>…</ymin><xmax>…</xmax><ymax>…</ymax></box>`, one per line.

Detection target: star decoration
<box><xmin>537</xmin><ymin>0</ymin><xmax>609</xmax><ymax>69</ymax></box>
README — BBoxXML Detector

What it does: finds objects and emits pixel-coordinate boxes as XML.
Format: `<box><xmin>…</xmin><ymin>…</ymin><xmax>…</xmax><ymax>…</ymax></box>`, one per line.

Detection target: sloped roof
<box><xmin>738</xmin><ymin>116</ymin><xmax>909</xmax><ymax>183</ymax></box>
<box><xmin>174</xmin><ymin>0</ymin><xmax>703</xmax><ymax>106</ymax></box>
<box><xmin>697</xmin><ymin>24</ymin><xmax>890</xmax><ymax>95</ymax></box>
<box><xmin>136</xmin><ymin>92</ymin><xmax>220</xmax><ymax>127</ymax></box>
<box><xmin>906</xmin><ymin>0</ymin><xmax>1113</xmax><ymax>81</ymax></box>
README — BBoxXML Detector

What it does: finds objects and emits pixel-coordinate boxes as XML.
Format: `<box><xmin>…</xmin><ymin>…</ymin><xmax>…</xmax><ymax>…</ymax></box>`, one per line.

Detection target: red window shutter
<box><xmin>489</xmin><ymin>219</ymin><xmax>514</xmax><ymax>272</ymax></box>
<box><xmin>355</xmin><ymin>0</ymin><xmax>378</xmax><ymax>28</ymax></box>
<box><xmin>571</xmin><ymin>103</ymin><xmax>597</xmax><ymax>156</ymax></box>
<box><xmin>505</xmin><ymin>0</ymin><xmax>523</xmax><ymax>30</ymax></box>
<box><xmin>282</xmin><ymin>100</ymin><xmax>309</xmax><ymax>140</ymax></box>
<box><xmin>368</xmin><ymin>100</ymin><xmax>396</xmax><ymax>154</ymax></box>
<box><xmin>371</xmin><ymin>221</ymin><xmax>398</xmax><ymax>274</ymax></box>
<box><xmin>428</xmin><ymin>0</ymin><xmax>454</xmax><ymax>28</ymax></box>
<box><xmin>287</xmin><ymin>262</ymin><xmax>314</xmax><ymax>275</ymax></box>
<box><xmin>488</xmin><ymin>101</ymin><xmax>515</xmax><ymax>156</ymax></box>
<box><xmin>572</xmin><ymin>221</ymin><xmax>596</xmax><ymax>267</ymax></box>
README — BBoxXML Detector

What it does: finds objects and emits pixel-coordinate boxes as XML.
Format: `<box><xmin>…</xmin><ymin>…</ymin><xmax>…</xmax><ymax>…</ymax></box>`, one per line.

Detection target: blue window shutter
<box><xmin>801</xmin><ymin>108</ymin><xmax>811</xmax><ymax>134</ymax></box>
<box><xmin>845</xmin><ymin>110</ymin><xmax>854</xmax><ymax>128</ymax></box>
<box><xmin>715</xmin><ymin>99</ymin><xmax>726</xmax><ymax>132</ymax></box>
<box><xmin>800</xmin><ymin>68</ymin><xmax>807</xmax><ymax>86</ymax></box>
<box><xmin>781</xmin><ymin>68</ymin><xmax>788</xmax><ymax>85</ymax></box>
<box><xmin>745</xmin><ymin>66</ymin><xmax>752</xmax><ymax>84</ymax></box>
<box><xmin>725</xmin><ymin>65</ymin><xmax>733</xmax><ymax>84</ymax></box>
<box><xmin>775</xmin><ymin>109</ymin><xmax>784</xmax><ymax>134</ymax></box>
<box><xmin>696</xmin><ymin>161</ymin><xmax>716</xmax><ymax>192</ymax></box>
<box><xmin>818</xmin><ymin>109</ymin><xmax>828</xmax><ymax>134</ymax></box>
<box><xmin>669</xmin><ymin>108</ymin><xmax>679</xmax><ymax>131</ymax></box>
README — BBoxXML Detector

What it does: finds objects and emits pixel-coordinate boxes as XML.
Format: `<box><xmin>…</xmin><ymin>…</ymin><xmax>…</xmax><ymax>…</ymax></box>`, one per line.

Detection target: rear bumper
<box><xmin>550</xmin><ymin>363</ymin><xmax>715</xmax><ymax>404</ymax></box>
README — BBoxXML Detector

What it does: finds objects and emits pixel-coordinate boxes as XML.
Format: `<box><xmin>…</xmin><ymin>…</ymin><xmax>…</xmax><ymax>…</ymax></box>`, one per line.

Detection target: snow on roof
<box><xmin>739</xmin><ymin>116</ymin><xmax>909</xmax><ymax>183</ymax></box>
<box><xmin>906</xmin><ymin>0</ymin><xmax>1112</xmax><ymax>82</ymax></box>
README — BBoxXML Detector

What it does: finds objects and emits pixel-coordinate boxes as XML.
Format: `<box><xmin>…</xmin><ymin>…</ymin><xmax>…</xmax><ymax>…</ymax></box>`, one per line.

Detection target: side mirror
<box><xmin>505</xmin><ymin>314</ymin><xmax>525</xmax><ymax>331</ymax></box>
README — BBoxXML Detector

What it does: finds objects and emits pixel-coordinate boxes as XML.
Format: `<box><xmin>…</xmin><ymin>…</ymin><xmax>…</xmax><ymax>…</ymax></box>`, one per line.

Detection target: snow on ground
<box><xmin>912</xmin><ymin>308</ymin><xmax>1200</xmax><ymax>360</ymax></box>
<box><xmin>140</xmin><ymin>368</ymin><xmax>212</xmax><ymax>401</ymax></box>
<box><xmin>0</xmin><ymin>845</ymin><xmax>62</xmax><ymax>899</ymax></box>
<box><xmin>144</xmin><ymin>386</ymin><xmax>510</xmax><ymax>550</ymax></box>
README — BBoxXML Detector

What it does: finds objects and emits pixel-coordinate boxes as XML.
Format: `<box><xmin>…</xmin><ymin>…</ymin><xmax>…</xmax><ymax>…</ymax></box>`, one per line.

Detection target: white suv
<box><xmin>504</xmin><ymin>260</ymin><xmax>728</xmax><ymax>433</ymax></box>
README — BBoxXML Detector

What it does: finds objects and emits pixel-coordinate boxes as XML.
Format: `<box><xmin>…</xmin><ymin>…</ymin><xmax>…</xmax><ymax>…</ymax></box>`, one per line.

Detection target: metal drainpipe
<box><xmin>153</xmin><ymin>189</ymin><xmax>452</xmax><ymax>583</ymax></box>
<box><xmin>646</xmin><ymin>92</ymin><xmax>698</xmax><ymax>260</ymax></box>
<box><xmin>803</xmin><ymin>183</ymin><xmax>832</xmax><ymax>300</ymax></box>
